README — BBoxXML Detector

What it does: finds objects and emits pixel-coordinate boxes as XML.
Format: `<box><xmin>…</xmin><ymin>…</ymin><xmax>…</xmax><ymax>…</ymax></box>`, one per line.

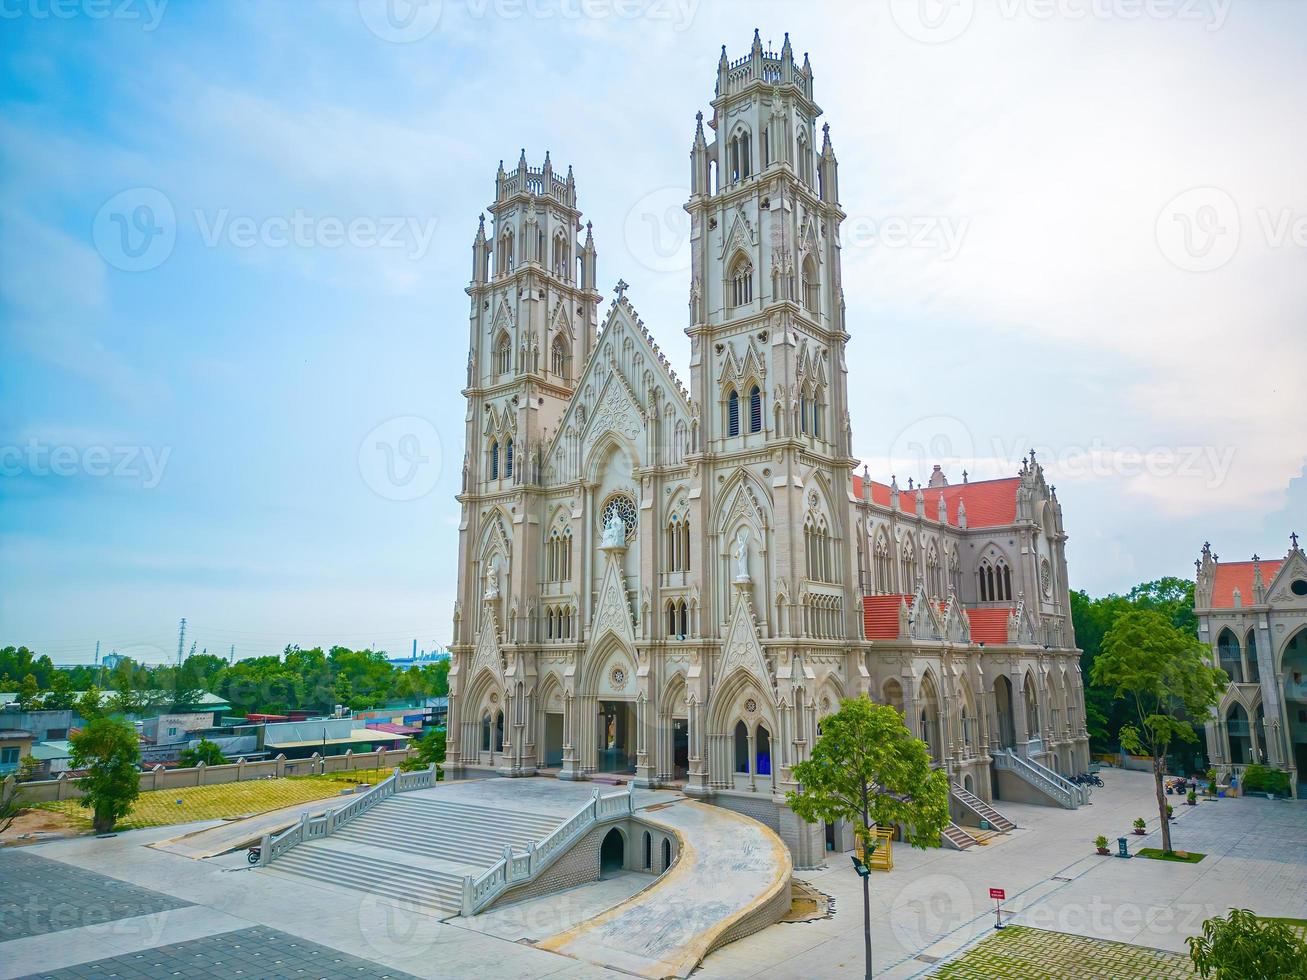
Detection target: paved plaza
<box><xmin>0</xmin><ymin>768</ymin><xmax>1302</xmax><ymax>979</ymax></box>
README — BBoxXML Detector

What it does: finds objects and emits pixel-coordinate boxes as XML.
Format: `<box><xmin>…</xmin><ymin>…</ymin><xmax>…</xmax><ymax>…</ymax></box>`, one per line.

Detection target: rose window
<box><xmin>601</xmin><ymin>494</ymin><xmax>638</xmax><ymax>541</ymax></box>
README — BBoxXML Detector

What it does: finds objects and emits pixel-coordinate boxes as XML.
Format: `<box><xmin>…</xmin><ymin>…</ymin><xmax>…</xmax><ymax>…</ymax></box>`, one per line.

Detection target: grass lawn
<box><xmin>1137</xmin><ymin>847</ymin><xmax>1206</xmax><ymax>863</ymax></box>
<box><xmin>933</xmin><ymin>925</ymin><xmax>1194</xmax><ymax>979</ymax></box>
<box><xmin>40</xmin><ymin>768</ymin><xmax>394</xmax><ymax>831</ymax></box>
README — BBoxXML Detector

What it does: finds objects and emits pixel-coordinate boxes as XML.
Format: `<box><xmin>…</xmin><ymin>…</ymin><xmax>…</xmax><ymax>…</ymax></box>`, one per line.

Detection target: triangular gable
<box><xmin>1265</xmin><ymin>549</ymin><xmax>1307</xmax><ymax>604</ymax></box>
<box><xmin>471</xmin><ymin>607</ymin><xmax>504</xmax><ymax>685</ymax></box>
<box><xmin>941</xmin><ymin>591</ymin><xmax>971</xmax><ymax>643</ymax></box>
<box><xmin>719</xmin><ymin>207</ymin><xmax>757</xmax><ymax>259</ymax></box>
<box><xmin>589</xmin><ymin>552</ymin><xmax>635</xmax><ymax>650</ymax></box>
<box><xmin>719</xmin><ymin>588</ymin><xmax>772</xmax><ymax>693</ymax></box>
<box><xmin>543</xmin><ymin>294</ymin><xmax>691</xmax><ymax>482</ymax></box>
<box><xmin>907</xmin><ymin>581</ymin><xmax>942</xmax><ymax>641</ymax></box>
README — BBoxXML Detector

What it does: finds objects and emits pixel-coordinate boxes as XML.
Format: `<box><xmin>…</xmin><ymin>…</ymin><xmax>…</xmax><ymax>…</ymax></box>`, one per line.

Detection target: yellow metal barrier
<box><xmin>861</xmin><ymin>827</ymin><xmax>894</xmax><ymax>871</ymax></box>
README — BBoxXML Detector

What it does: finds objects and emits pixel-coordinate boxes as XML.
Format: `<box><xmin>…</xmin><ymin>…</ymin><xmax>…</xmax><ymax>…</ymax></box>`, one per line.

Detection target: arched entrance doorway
<box><xmin>600</xmin><ymin>827</ymin><xmax>625</xmax><ymax>875</ymax></box>
<box><xmin>994</xmin><ymin>675</ymin><xmax>1016</xmax><ymax>749</ymax></box>
<box><xmin>598</xmin><ymin>700</ymin><xmax>636</xmax><ymax>773</ymax></box>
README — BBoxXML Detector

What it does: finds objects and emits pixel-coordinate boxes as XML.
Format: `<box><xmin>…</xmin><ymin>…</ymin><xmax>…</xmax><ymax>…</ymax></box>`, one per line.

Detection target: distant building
<box><xmin>1195</xmin><ymin>534</ymin><xmax>1307</xmax><ymax>797</ymax></box>
<box><xmin>0</xmin><ymin>729</ymin><xmax>36</xmax><ymax>776</ymax></box>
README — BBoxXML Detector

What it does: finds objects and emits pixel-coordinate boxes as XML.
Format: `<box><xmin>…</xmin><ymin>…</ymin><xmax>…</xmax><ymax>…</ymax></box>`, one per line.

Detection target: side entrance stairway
<box><xmin>992</xmin><ymin>748</ymin><xmax>1087</xmax><ymax>809</ymax></box>
<box><xmin>951</xmin><ymin>782</ymin><xmax>1016</xmax><ymax>832</ymax></box>
<box><xmin>260</xmin><ymin>794</ymin><xmax>561</xmax><ymax>914</ymax></box>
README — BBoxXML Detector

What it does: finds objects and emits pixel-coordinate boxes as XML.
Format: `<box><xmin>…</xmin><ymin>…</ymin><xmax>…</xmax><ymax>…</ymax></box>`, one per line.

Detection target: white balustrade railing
<box><xmin>460</xmin><ymin>782</ymin><xmax>636</xmax><ymax>917</ymax></box>
<box><xmin>994</xmin><ymin>750</ymin><xmax>1077</xmax><ymax>809</ymax></box>
<box><xmin>259</xmin><ymin>764</ymin><xmax>437</xmax><ymax>868</ymax></box>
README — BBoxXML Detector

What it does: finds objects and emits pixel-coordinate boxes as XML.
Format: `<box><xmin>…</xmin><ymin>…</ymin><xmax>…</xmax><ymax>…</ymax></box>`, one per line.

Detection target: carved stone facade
<box><xmin>1195</xmin><ymin>535</ymin><xmax>1307</xmax><ymax>797</ymax></box>
<box><xmin>445</xmin><ymin>33</ymin><xmax>1089</xmax><ymax>867</ymax></box>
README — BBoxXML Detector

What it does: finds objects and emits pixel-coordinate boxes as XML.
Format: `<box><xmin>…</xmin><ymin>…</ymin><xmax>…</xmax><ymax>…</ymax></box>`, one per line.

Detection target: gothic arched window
<box><xmin>802</xmin><ymin>254</ymin><xmax>819</xmax><ymax>314</ymax></box>
<box><xmin>495</xmin><ymin>332</ymin><xmax>511</xmax><ymax>375</ymax></box>
<box><xmin>729</xmin><ymin>255</ymin><xmax>753</xmax><ymax>308</ymax></box>
<box><xmin>504</xmin><ymin>438</ymin><xmax>514</xmax><ymax>478</ymax></box>
<box><xmin>901</xmin><ymin>539</ymin><xmax>917</xmax><ymax>591</ymax></box>
<box><xmin>726</xmin><ymin>388</ymin><xmax>740</xmax><ymax>437</ymax></box>
<box><xmin>550</xmin><ymin>334</ymin><xmax>569</xmax><ymax>378</ymax></box>
<box><xmin>748</xmin><ymin>385</ymin><xmax>762</xmax><ymax>433</ymax></box>
<box><xmin>489</xmin><ymin>440</ymin><xmax>499</xmax><ymax>480</ymax></box>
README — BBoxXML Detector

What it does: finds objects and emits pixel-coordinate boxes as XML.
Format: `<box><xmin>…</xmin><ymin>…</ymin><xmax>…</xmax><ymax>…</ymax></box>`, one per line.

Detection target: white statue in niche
<box><xmin>601</xmin><ymin>509</ymin><xmax>626</xmax><ymax>548</ymax></box>
<box><xmin>733</xmin><ymin>526</ymin><xmax>751</xmax><ymax>582</ymax></box>
<box><xmin>484</xmin><ymin>557</ymin><xmax>500</xmax><ymax>599</ymax></box>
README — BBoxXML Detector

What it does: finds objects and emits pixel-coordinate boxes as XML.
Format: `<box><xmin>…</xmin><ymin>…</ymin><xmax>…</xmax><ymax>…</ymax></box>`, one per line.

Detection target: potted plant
<box><xmin>1095</xmin><ymin>834</ymin><xmax>1110</xmax><ymax>855</ymax></box>
<box><xmin>1205</xmin><ymin>769</ymin><xmax>1218</xmax><ymax>797</ymax></box>
<box><xmin>1166</xmin><ymin>803</ymin><xmax>1174</xmax><ymax>819</ymax></box>
<box><xmin>1187</xmin><ymin>788</ymin><xmax>1197</xmax><ymax>806</ymax></box>
<box><xmin>1133</xmin><ymin>817</ymin><xmax>1147</xmax><ymax>835</ymax></box>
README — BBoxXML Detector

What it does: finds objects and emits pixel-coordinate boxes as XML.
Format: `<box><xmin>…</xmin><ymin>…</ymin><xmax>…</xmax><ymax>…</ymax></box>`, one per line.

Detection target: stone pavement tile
<box><xmin>0</xmin><ymin>905</ymin><xmax>251</xmax><ymax>980</ymax></box>
<box><xmin>15</xmin><ymin>925</ymin><xmax>423</xmax><ymax>980</ymax></box>
<box><xmin>0</xmin><ymin>849</ymin><xmax>193</xmax><ymax>944</ymax></box>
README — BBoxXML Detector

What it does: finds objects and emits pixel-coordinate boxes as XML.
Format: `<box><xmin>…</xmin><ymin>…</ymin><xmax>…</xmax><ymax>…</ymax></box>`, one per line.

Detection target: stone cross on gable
<box><xmin>615</xmin><ymin>279</ymin><xmax>629</xmax><ymax>300</ymax></box>
<box><xmin>1293</xmin><ymin>531</ymin><xmax>1300</xmax><ymax>551</ymax></box>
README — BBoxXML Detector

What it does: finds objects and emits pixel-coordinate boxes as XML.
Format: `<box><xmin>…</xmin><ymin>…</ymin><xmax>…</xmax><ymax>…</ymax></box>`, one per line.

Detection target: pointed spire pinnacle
<box><xmin>781</xmin><ymin>31</ymin><xmax>792</xmax><ymax>57</ymax></box>
<box><xmin>802</xmin><ymin>51</ymin><xmax>811</xmax><ymax>73</ymax></box>
<box><xmin>752</xmin><ymin>27</ymin><xmax>762</xmax><ymax>52</ymax></box>
<box><xmin>719</xmin><ymin>43</ymin><xmax>728</xmax><ymax>67</ymax></box>
<box><xmin>497</xmin><ymin>159</ymin><xmax>505</xmax><ymax>177</ymax></box>
<box><xmin>474</xmin><ymin>212</ymin><xmax>486</xmax><ymax>242</ymax></box>
<box><xmin>517</xmin><ymin>147</ymin><xmax>527</xmax><ymax>171</ymax></box>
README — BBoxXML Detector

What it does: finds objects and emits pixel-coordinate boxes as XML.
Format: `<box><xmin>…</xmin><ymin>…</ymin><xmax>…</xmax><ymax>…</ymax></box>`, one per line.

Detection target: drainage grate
<box><xmin>915</xmin><ymin>954</ymin><xmax>940</xmax><ymax>964</ymax></box>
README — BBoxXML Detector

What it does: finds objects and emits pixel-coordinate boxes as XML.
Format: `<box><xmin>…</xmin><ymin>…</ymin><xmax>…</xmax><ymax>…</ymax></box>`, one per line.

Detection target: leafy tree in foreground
<box><xmin>1187</xmin><ymin>908</ymin><xmax>1307</xmax><ymax>979</ymax></box>
<box><xmin>70</xmin><ymin>716</ymin><xmax>141</xmax><ymax>833</ymax></box>
<box><xmin>1092</xmin><ymin>609</ymin><xmax>1224</xmax><ymax>853</ymax></box>
<box><xmin>787</xmin><ymin>697</ymin><xmax>950</xmax><ymax>980</ymax></box>
<box><xmin>179</xmin><ymin>738</ymin><xmax>227</xmax><ymax>768</ymax></box>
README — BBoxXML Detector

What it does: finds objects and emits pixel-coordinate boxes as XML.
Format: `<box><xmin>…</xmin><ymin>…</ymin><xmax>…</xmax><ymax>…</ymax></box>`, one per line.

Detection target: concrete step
<box><xmin>270</xmin><ymin>849</ymin><xmax>463</xmax><ymax>912</ymax></box>
<box><xmin>951</xmin><ymin>783</ymin><xmax>1017</xmax><ymax>833</ymax></box>
<box><xmin>941</xmin><ymin>822</ymin><xmax>975</xmax><ymax>850</ymax></box>
<box><xmin>330</xmin><ymin>825</ymin><xmax>526</xmax><ymax>864</ymax></box>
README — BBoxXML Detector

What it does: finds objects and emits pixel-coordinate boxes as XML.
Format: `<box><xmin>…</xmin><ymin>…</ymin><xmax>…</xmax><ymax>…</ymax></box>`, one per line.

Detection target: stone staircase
<box><xmin>260</xmin><ymin>794</ymin><xmax>562</xmax><ymax>914</ymax></box>
<box><xmin>951</xmin><ymin>782</ymin><xmax>1017</xmax><ymax>833</ymax></box>
<box><xmin>941</xmin><ymin>822</ymin><xmax>976</xmax><ymax>850</ymax></box>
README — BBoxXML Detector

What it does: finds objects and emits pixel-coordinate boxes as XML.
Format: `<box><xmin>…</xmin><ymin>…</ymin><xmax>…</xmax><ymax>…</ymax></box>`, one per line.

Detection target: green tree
<box><xmin>75</xmin><ymin>685</ymin><xmax>104</xmax><ymax>721</ymax></box>
<box><xmin>179</xmin><ymin>739</ymin><xmax>227</xmax><ymax>768</ymax></box>
<box><xmin>1187</xmin><ymin>908</ymin><xmax>1307</xmax><ymax>979</ymax></box>
<box><xmin>1092</xmin><ymin>610</ymin><xmax>1224</xmax><ymax>853</ymax></box>
<box><xmin>787</xmin><ymin>697</ymin><xmax>950</xmax><ymax>980</ymax></box>
<box><xmin>403</xmin><ymin>727</ymin><xmax>446</xmax><ymax>774</ymax></box>
<box><xmin>16</xmin><ymin>673</ymin><xmax>42</xmax><ymax>711</ymax></box>
<box><xmin>69</xmin><ymin>716</ymin><xmax>141</xmax><ymax>833</ymax></box>
<box><xmin>43</xmin><ymin>671</ymin><xmax>76</xmax><ymax>710</ymax></box>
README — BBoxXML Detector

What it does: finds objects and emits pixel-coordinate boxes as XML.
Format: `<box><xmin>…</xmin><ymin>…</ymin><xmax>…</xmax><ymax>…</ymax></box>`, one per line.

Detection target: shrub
<box><xmin>1187</xmin><ymin>908</ymin><xmax>1307</xmax><ymax>979</ymax></box>
<box><xmin>178</xmin><ymin>739</ymin><xmax>227</xmax><ymax>768</ymax></box>
<box><xmin>1094</xmin><ymin>834</ymin><xmax>1109</xmax><ymax>850</ymax></box>
<box><xmin>1240</xmin><ymin>764</ymin><xmax>1290</xmax><ymax>797</ymax></box>
<box><xmin>1133</xmin><ymin>817</ymin><xmax>1147</xmax><ymax>830</ymax></box>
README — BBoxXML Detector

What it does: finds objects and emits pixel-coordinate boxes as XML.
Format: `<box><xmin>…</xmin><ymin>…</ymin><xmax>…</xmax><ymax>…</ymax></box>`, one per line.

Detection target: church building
<box><xmin>444</xmin><ymin>32</ymin><xmax>1091</xmax><ymax>866</ymax></box>
<box><xmin>1195</xmin><ymin>534</ymin><xmax>1307</xmax><ymax>797</ymax></box>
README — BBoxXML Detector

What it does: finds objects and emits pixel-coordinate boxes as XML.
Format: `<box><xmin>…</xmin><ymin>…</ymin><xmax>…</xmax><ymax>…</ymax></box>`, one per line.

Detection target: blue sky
<box><xmin>2</xmin><ymin>0</ymin><xmax>1304</xmax><ymax>664</ymax></box>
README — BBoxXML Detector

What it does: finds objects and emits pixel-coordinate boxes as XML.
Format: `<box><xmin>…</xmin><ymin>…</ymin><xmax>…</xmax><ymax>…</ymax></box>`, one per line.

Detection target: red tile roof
<box><xmin>863</xmin><ymin>594</ymin><xmax>907</xmax><ymax>639</ymax></box>
<box><xmin>863</xmin><ymin>595</ymin><xmax>1014</xmax><ymax>644</ymax></box>
<box><xmin>366</xmin><ymin>722</ymin><xmax>423</xmax><ymax>736</ymax></box>
<box><xmin>1210</xmin><ymin>560</ymin><xmax>1283</xmax><ymax>608</ymax></box>
<box><xmin>965</xmin><ymin>607</ymin><xmax>1012</xmax><ymax>644</ymax></box>
<box><xmin>851</xmin><ymin>474</ymin><xmax>1019</xmax><ymax>528</ymax></box>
